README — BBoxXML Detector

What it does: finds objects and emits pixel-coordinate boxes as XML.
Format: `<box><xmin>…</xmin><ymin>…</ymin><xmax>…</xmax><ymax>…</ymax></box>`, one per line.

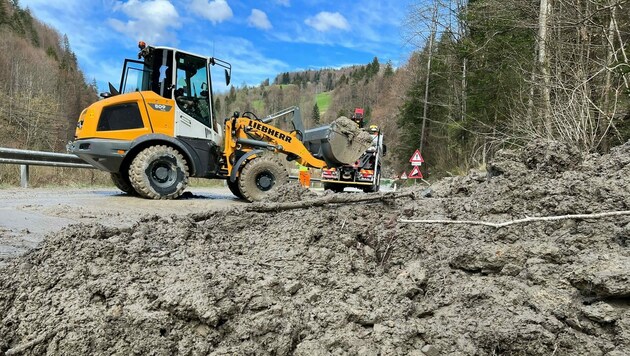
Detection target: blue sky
<box><xmin>21</xmin><ymin>0</ymin><xmax>413</xmax><ymax>93</ymax></box>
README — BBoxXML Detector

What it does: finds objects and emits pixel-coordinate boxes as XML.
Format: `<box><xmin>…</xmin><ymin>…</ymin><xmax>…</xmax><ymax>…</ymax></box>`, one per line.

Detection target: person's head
<box><xmin>368</xmin><ymin>124</ymin><xmax>379</xmax><ymax>134</ymax></box>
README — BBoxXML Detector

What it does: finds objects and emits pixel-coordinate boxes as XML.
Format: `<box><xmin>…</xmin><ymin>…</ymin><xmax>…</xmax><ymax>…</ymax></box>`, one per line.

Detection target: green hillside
<box><xmin>316</xmin><ymin>92</ymin><xmax>331</xmax><ymax>115</ymax></box>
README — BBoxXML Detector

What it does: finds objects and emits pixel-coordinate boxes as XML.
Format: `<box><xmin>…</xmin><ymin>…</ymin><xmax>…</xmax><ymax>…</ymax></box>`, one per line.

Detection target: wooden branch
<box><xmin>246</xmin><ymin>191</ymin><xmax>416</xmax><ymax>213</ymax></box>
<box><xmin>399</xmin><ymin>210</ymin><xmax>630</xmax><ymax>228</ymax></box>
<box><xmin>5</xmin><ymin>326</ymin><xmax>67</xmax><ymax>355</ymax></box>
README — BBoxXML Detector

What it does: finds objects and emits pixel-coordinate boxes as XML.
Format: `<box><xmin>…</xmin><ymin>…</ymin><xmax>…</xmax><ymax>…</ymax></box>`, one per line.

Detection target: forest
<box><xmin>0</xmin><ymin>0</ymin><xmax>97</xmax><ymax>152</ymax></box>
<box><xmin>1</xmin><ymin>0</ymin><xmax>628</xmax><ymax>179</ymax></box>
<box><xmin>218</xmin><ymin>0</ymin><xmax>630</xmax><ymax>176</ymax></box>
<box><xmin>0</xmin><ymin>0</ymin><xmax>98</xmax><ymax>185</ymax></box>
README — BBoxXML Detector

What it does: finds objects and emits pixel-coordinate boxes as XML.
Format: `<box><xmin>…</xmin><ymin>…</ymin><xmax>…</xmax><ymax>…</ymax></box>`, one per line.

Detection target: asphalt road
<box><xmin>0</xmin><ymin>187</ymin><xmax>244</xmax><ymax>266</ymax></box>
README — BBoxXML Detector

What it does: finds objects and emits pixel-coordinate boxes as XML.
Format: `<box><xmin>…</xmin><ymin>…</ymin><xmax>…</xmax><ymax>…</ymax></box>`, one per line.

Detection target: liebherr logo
<box><xmin>248</xmin><ymin>120</ymin><xmax>292</xmax><ymax>143</ymax></box>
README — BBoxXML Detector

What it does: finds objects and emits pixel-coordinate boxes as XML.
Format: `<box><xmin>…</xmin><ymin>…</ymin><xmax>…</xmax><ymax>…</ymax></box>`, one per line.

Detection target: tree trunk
<box><xmin>420</xmin><ymin>1</ymin><xmax>438</xmax><ymax>153</ymax></box>
<box><xmin>599</xmin><ymin>3</ymin><xmax>617</xmax><ymax>152</ymax></box>
<box><xmin>537</xmin><ymin>0</ymin><xmax>553</xmax><ymax>138</ymax></box>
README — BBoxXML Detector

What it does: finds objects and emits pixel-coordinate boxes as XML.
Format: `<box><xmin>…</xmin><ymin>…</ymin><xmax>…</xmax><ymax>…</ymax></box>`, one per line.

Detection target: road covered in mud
<box><xmin>0</xmin><ymin>187</ymin><xmax>243</xmax><ymax>266</ymax></box>
<box><xmin>1</xmin><ymin>139</ymin><xmax>629</xmax><ymax>355</ymax></box>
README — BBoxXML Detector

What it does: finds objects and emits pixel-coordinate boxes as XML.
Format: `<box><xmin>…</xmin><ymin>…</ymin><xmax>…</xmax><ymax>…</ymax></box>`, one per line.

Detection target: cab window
<box><xmin>175</xmin><ymin>52</ymin><xmax>211</xmax><ymax>128</ymax></box>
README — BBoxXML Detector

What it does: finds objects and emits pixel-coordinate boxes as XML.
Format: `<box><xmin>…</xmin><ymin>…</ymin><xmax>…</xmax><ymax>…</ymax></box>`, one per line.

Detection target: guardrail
<box><xmin>0</xmin><ymin>146</ymin><xmax>325</xmax><ymax>189</ymax></box>
<box><xmin>0</xmin><ymin>147</ymin><xmax>93</xmax><ymax>188</ymax></box>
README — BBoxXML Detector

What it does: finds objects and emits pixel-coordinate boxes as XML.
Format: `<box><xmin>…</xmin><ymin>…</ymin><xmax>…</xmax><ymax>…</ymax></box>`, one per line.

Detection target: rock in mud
<box><xmin>327</xmin><ymin>116</ymin><xmax>374</xmax><ymax>165</ymax></box>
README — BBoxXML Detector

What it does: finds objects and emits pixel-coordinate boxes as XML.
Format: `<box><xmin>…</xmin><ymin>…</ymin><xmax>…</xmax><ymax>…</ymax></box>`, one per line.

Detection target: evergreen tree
<box><xmin>325</xmin><ymin>72</ymin><xmax>334</xmax><ymax>90</ymax></box>
<box><xmin>0</xmin><ymin>1</ymin><xmax>8</xmax><ymax>24</ymax></box>
<box><xmin>383</xmin><ymin>61</ymin><xmax>394</xmax><ymax>77</ymax></box>
<box><xmin>281</xmin><ymin>72</ymin><xmax>290</xmax><ymax>85</ymax></box>
<box><xmin>338</xmin><ymin>74</ymin><xmax>347</xmax><ymax>87</ymax></box>
<box><xmin>312</xmin><ymin>102</ymin><xmax>320</xmax><ymax>124</ymax></box>
<box><xmin>368</xmin><ymin>57</ymin><xmax>380</xmax><ymax>77</ymax></box>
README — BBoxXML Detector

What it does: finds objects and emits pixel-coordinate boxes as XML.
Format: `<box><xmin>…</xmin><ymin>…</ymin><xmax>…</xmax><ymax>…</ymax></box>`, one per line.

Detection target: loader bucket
<box><xmin>303</xmin><ymin>117</ymin><xmax>373</xmax><ymax>167</ymax></box>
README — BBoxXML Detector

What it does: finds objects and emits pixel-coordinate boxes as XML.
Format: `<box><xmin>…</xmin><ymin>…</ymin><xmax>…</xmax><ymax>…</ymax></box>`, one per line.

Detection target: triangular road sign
<box><xmin>409</xmin><ymin>165</ymin><xmax>423</xmax><ymax>179</ymax></box>
<box><xmin>409</xmin><ymin>149</ymin><xmax>424</xmax><ymax>166</ymax></box>
<box><xmin>400</xmin><ymin>171</ymin><xmax>408</xmax><ymax>180</ymax></box>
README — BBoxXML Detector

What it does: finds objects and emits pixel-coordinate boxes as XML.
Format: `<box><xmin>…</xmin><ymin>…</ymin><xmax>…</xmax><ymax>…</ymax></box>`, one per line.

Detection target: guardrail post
<box><xmin>20</xmin><ymin>164</ymin><xmax>29</xmax><ymax>188</ymax></box>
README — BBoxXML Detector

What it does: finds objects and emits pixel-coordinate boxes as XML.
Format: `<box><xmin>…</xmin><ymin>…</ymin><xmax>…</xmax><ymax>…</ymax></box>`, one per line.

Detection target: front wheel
<box><xmin>129</xmin><ymin>145</ymin><xmax>189</xmax><ymax>199</ymax></box>
<box><xmin>237</xmin><ymin>155</ymin><xmax>288</xmax><ymax>202</ymax></box>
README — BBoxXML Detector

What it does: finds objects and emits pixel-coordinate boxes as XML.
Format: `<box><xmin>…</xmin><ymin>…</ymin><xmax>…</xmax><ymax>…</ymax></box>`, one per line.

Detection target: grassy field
<box><xmin>316</xmin><ymin>92</ymin><xmax>332</xmax><ymax>115</ymax></box>
<box><xmin>251</xmin><ymin>99</ymin><xmax>265</xmax><ymax>114</ymax></box>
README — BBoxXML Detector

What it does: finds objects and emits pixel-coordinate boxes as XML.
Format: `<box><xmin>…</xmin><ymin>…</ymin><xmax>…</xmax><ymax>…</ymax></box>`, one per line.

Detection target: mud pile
<box><xmin>265</xmin><ymin>182</ymin><xmax>319</xmax><ymax>203</ymax></box>
<box><xmin>327</xmin><ymin>116</ymin><xmax>374</xmax><ymax>165</ymax></box>
<box><xmin>1</xmin><ymin>140</ymin><xmax>629</xmax><ymax>355</ymax></box>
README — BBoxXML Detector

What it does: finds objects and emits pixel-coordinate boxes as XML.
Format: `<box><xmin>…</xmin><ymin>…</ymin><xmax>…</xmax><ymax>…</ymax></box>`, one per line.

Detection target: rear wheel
<box><xmin>110</xmin><ymin>172</ymin><xmax>136</xmax><ymax>195</ymax></box>
<box><xmin>323</xmin><ymin>182</ymin><xmax>345</xmax><ymax>193</ymax></box>
<box><xmin>237</xmin><ymin>155</ymin><xmax>288</xmax><ymax>202</ymax></box>
<box><xmin>129</xmin><ymin>145</ymin><xmax>189</xmax><ymax>199</ymax></box>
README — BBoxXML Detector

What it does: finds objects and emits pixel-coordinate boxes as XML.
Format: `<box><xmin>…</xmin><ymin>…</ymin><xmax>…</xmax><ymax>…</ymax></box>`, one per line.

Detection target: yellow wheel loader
<box><xmin>68</xmin><ymin>42</ymin><xmax>369</xmax><ymax>202</ymax></box>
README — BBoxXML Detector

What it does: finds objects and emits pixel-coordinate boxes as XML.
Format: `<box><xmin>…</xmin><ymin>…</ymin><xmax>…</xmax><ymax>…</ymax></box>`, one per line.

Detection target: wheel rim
<box><xmin>255</xmin><ymin>171</ymin><xmax>275</xmax><ymax>191</ymax></box>
<box><xmin>148</xmin><ymin>158</ymin><xmax>177</xmax><ymax>189</ymax></box>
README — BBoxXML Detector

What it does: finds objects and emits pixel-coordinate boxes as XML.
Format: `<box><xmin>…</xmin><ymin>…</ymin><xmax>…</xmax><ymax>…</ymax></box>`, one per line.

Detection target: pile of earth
<box><xmin>264</xmin><ymin>182</ymin><xmax>319</xmax><ymax>203</ymax></box>
<box><xmin>0</xmin><ymin>139</ymin><xmax>629</xmax><ymax>355</ymax></box>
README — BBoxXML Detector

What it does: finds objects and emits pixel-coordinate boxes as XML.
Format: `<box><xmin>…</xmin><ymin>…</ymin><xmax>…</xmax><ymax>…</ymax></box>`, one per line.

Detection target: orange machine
<box><xmin>68</xmin><ymin>43</ymin><xmax>360</xmax><ymax>201</ymax></box>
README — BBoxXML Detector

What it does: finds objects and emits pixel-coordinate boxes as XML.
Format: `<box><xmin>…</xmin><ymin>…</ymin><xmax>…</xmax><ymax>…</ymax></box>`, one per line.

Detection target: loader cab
<box><xmin>118</xmin><ymin>43</ymin><xmax>231</xmax><ymax>139</ymax></box>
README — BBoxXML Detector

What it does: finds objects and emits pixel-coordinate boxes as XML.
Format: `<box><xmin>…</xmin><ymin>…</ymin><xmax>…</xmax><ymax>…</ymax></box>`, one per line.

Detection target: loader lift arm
<box><xmin>223</xmin><ymin>106</ymin><xmax>328</xmax><ymax>179</ymax></box>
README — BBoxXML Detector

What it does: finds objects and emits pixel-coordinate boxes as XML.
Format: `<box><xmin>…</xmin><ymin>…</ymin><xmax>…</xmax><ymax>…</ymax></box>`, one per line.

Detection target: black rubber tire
<box><xmin>323</xmin><ymin>182</ymin><xmax>345</xmax><ymax>193</ymax></box>
<box><xmin>110</xmin><ymin>172</ymin><xmax>136</xmax><ymax>195</ymax></box>
<box><xmin>237</xmin><ymin>155</ymin><xmax>288</xmax><ymax>202</ymax></box>
<box><xmin>227</xmin><ymin>178</ymin><xmax>244</xmax><ymax>199</ymax></box>
<box><xmin>128</xmin><ymin>145</ymin><xmax>189</xmax><ymax>199</ymax></box>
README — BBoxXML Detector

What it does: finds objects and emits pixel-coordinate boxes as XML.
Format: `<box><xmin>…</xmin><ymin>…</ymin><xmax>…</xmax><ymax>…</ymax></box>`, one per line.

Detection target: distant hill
<box><xmin>0</xmin><ymin>0</ymin><xmax>97</xmax><ymax>152</ymax></box>
<box><xmin>214</xmin><ymin>57</ymin><xmax>410</xmax><ymax>169</ymax></box>
<box><xmin>215</xmin><ymin>57</ymin><xmax>395</xmax><ymax>128</ymax></box>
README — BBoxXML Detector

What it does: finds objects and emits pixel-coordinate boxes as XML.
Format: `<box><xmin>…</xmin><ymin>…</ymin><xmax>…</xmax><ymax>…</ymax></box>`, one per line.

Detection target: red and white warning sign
<box><xmin>408</xmin><ymin>165</ymin><xmax>423</xmax><ymax>179</ymax></box>
<box><xmin>409</xmin><ymin>149</ymin><xmax>424</xmax><ymax>166</ymax></box>
<box><xmin>400</xmin><ymin>171</ymin><xmax>408</xmax><ymax>180</ymax></box>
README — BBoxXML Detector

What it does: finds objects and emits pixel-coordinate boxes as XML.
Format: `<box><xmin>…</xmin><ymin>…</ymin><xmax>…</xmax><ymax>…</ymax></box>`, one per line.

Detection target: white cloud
<box><xmin>109</xmin><ymin>0</ymin><xmax>180</xmax><ymax>44</ymax></box>
<box><xmin>305</xmin><ymin>12</ymin><xmax>349</xmax><ymax>32</ymax></box>
<box><xmin>275</xmin><ymin>0</ymin><xmax>290</xmax><ymax>6</ymax></box>
<box><xmin>189</xmin><ymin>0</ymin><xmax>233</xmax><ymax>24</ymax></box>
<box><xmin>189</xmin><ymin>36</ymin><xmax>288</xmax><ymax>91</ymax></box>
<box><xmin>247</xmin><ymin>9</ymin><xmax>272</xmax><ymax>30</ymax></box>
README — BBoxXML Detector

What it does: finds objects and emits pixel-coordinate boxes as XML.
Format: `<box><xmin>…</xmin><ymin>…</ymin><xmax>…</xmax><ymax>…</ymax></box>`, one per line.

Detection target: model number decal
<box><xmin>149</xmin><ymin>103</ymin><xmax>172</xmax><ymax>112</ymax></box>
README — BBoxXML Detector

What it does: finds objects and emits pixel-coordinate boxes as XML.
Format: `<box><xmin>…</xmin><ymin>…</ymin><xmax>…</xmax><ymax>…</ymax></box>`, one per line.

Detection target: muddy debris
<box><xmin>263</xmin><ymin>182</ymin><xmax>319</xmax><ymax>203</ymax></box>
<box><xmin>1</xmin><ymin>139</ymin><xmax>629</xmax><ymax>355</ymax></box>
<box><xmin>327</xmin><ymin>116</ymin><xmax>374</xmax><ymax>165</ymax></box>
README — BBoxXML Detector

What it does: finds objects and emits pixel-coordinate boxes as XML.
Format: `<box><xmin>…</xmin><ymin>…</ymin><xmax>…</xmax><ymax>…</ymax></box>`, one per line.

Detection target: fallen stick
<box><xmin>246</xmin><ymin>191</ymin><xmax>416</xmax><ymax>213</ymax></box>
<box><xmin>5</xmin><ymin>326</ymin><xmax>67</xmax><ymax>355</ymax></box>
<box><xmin>399</xmin><ymin>210</ymin><xmax>630</xmax><ymax>228</ymax></box>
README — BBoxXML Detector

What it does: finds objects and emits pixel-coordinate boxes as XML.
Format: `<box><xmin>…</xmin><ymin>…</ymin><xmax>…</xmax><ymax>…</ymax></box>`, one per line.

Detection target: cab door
<box><xmin>173</xmin><ymin>51</ymin><xmax>220</xmax><ymax>144</ymax></box>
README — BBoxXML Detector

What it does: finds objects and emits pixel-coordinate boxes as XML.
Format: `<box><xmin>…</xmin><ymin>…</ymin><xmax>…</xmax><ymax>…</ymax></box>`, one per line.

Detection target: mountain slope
<box><xmin>0</xmin><ymin>0</ymin><xmax>97</xmax><ymax>152</ymax></box>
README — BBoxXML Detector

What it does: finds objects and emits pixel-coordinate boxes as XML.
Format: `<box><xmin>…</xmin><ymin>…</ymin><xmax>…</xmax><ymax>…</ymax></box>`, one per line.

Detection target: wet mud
<box><xmin>1</xmin><ymin>140</ymin><xmax>629</xmax><ymax>355</ymax></box>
